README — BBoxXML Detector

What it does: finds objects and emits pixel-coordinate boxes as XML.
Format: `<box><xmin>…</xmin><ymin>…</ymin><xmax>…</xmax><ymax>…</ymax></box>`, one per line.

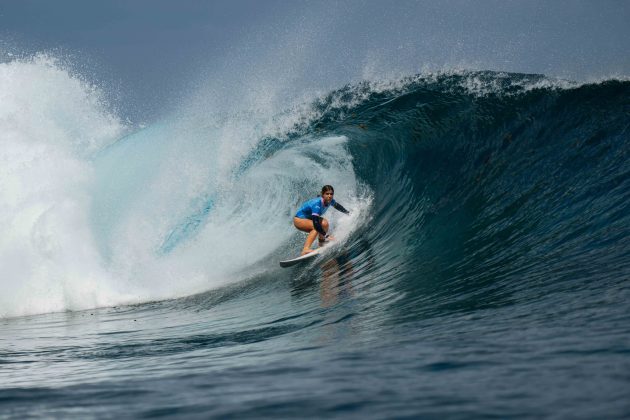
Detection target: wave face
<box><xmin>1</xmin><ymin>60</ymin><xmax>629</xmax><ymax>321</ymax></box>
<box><xmin>1</xmin><ymin>61</ymin><xmax>629</xmax><ymax>417</ymax></box>
<box><xmin>310</xmin><ymin>72</ymin><xmax>630</xmax><ymax>322</ymax></box>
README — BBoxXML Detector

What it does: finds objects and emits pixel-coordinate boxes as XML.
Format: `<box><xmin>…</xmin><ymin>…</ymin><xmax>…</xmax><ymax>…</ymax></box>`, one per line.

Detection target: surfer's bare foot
<box><xmin>301</xmin><ymin>249</ymin><xmax>315</xmax><ymax>256</ymax></box>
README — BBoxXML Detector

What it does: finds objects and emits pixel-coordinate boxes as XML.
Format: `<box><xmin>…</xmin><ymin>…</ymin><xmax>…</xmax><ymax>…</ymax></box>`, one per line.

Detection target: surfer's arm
<box><xmin>332</xmin><ymin>202</ymin><xmax>350</xmax><ymax>215</ymax></box>
<box><xmin>311</xmin><ymin>215</ymin><xmax>327</xmax><ymax>236</ymax></box>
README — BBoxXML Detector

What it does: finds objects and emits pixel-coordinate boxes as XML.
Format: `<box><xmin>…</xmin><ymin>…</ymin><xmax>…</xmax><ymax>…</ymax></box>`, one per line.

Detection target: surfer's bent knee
<box><xmin>293</xmin><ymin>216</ymin><xmax>313</xmax><ymax>233</ymax></box>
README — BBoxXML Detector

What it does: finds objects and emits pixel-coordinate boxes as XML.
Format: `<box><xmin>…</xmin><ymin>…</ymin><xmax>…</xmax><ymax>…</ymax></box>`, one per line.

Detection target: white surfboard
<box><xmin>279</xmin><ymin>248</ymin><xmax>321</xmax><ymax>268</ymax></box>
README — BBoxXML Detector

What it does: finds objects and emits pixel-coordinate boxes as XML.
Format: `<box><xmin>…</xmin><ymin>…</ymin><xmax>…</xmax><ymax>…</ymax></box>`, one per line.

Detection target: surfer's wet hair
<box><xmin>321</xmin><ymin>185</ymin><xmax>334</xmax><ymax>195</ymax></box>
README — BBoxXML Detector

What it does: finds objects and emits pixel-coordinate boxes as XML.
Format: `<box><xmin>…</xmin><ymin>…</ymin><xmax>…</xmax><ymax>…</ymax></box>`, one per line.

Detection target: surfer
<box><xmin>294</xmin><ymin>185</ymin><xmax>350</xmax><ymax>255</ymax></box>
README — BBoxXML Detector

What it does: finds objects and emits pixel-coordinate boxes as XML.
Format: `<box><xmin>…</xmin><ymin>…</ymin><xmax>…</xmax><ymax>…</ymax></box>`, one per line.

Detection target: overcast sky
<box><xmin>2</xmin><ymin>0</ymin><xmax>628</xmax><ymax>120</ymax></box>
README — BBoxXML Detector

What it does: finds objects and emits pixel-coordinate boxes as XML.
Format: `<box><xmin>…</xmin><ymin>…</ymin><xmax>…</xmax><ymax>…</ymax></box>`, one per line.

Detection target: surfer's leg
<box><xmin>302</xmin><ymin>229</ymin><xmax>319</xmax><ymax>254</ymax></box>
<box><xmin>294</xmin><ymin>217</ymin><xmax>317</xmax><ymax>254</ymax></box>
<box><xmin>317</xmin><ymin>219</ymin><xmax>329</xmax><ymax>246</ymax></box>
<box><xmin>293</xmin><ymin>217</ymin><xmax>314</xmax><ymax>233</ymax></box>
<box><xmin>305</xmin><ymin>219</ymin><xmax>329</xmax><ymax>253</ymax></box>
<box><xmin>293</xmin><ymin>217</ymin><xmax>328</xmax><ymax>235</ymax></box>
<box><xmin>294</xmin><ymin>217</ymin><xmax>329</xmax><ymax>255</ymax></box>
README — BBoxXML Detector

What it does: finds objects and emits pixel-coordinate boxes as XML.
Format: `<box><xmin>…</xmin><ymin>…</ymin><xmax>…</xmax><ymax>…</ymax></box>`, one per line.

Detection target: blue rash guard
<box><xmin>295</xmin><ymin>197</ymin><xmax>335</xmax><ymax>219</ymax></box>
<box><xmin>295</xmin><ymin>197</ymin><xmax>350</xmax><ymax>236</ymax></box>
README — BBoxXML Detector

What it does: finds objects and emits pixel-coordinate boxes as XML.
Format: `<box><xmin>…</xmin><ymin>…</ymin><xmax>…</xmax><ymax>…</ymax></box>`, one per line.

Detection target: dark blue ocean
<box><xmin>1</xmin><ymin>65</ymin><xmax>629</xmax><ymax>418</ymax></box>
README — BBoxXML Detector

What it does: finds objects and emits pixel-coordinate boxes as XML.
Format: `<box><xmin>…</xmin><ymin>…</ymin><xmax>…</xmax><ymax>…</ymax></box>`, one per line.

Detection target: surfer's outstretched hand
<box><xmin>301</xmin><ymin>249</ymin><xmax>316</xmax><ymax>256</ymax></box>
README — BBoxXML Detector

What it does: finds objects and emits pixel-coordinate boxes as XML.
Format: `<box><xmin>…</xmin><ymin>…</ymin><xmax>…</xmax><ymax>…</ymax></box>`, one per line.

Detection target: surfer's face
<box><xmin>322</xmin><ymin>191</ymin><xmax>334</xmax><ymax>204</ymax></box>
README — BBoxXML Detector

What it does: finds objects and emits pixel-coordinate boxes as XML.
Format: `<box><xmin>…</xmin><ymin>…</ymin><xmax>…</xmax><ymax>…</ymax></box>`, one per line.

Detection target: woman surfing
<box><xmin>294</xmin><ymin>185</ymin><xmax>350</xmax><ymax>255</ymax></box>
